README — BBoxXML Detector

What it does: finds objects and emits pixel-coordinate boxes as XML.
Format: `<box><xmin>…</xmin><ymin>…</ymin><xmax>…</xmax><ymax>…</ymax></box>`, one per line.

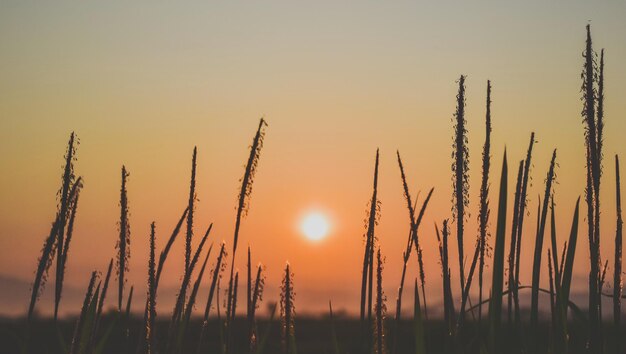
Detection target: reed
<box><xmin>435</xmin><ymin>220</ymin><xmax>455</xmax><ymax>335</ymax></box>
<box><xmin>247</xmin><ymin>247</ymin><xmax>265</xmax><ymax>353</ymax></box>
<box><xmin>614</xmin><ymin>155</ymin><xmax>622</xmax><ymax>354</ymax></box>
<box><xmin>185</xmin><ymin>147</ymin><xmax>197</xmax><ymax>277</ymax></box>
<box><xmin>457</xmin><ymin>226</ymin><xmax>480</xmax><ymax>328</ymax></box>
<box><xmin>249</xmin><ymin>262</ymin><xmax>265</xmax><ymax>353</ymax></box>
<box><xmin>549</xmin><ymin>197</ymin><xmax>568</xmax><ymax>353</ymax></box>
<box><xmin>478</xmin><ymin>80</ymin><xmax>492</xmax><ymax>325</ymax></box>
<box><xmin>170</xmin><ymin>224</ymin><xmax>212</xmax><ymax>330</ymax></box>
<box><xmin>488</xmin><ymin>151</ymin><xmax>507</xmax><ymax>353</ymax></box>
<box><xmin>179</xmin><ymin>241</ymin><xmax>212</xmax><ymax>351</ymax></box>
<box><xmin>281</xmin><ymin>263</ymin><xmax>296</xmax><ymax>354</ymax></box>
<box><xmin>582</xmin><ymin>24</ymin><xmax>604</xmax><ymax>351</ymax></box>
<box><xmin>125</xmin><ymin>285</ymin><xmax>134</xmax><ymax>321</ymax></box>
<box><xmin>54</xmin><ymin>132</ymin><xmax>78</xmax><ymax>321</ymax></box>
<box><xmin>117</xmin><ymin>166</ymin><xmax>131</xmax><ymax>312</ymax></box>
<box><xmin>146</xmin><ymin>223</ymin><xmax>156</xmax><ymax>354</ymax></box>
<box><xmin>360</xmin><ymin>149</ymin><xmax>380</xmax><ymax>348</ymax></box>
<box><xmin>56</xmin><ymin>177</ymin><xmax>83</xmax><ymax>319</ymax></box>
<box><xmin>89</xmin><ymin>258</ymin><xmax>112</xmax><ymax>350</ymax></box>
<box><xmin>226</xmin><ymin>118</ymin><xmax>268</xmax><ymax>347</ymax></box>
<box><xmin>548</xmin><ymin>249</ymin><xmax>556</xmax><ymax>329</ymax></box>
<box><xmin>137</xmin><ymin>207</ymin><xmax>188</xmax><ymax>353</ymax></box>
<box><xmin>413</xmin><ymin>279</ymin><xmax>426</xmax><ymax>354</ymax></box>
<box><xmin>394</xmin><ymin>151</ymin><xmax>434</xmax><ymax>342</ymax></box>
<box><xmin>166</xmin><ymin>223</ymin><xmax>212</xmax><ymax>354</ymax></box>
<box><xmin>70</xmin><ymin>271</ymin><xmax>97</xmax><ymax>354</ymax></box>
<box><xmin>156</xmin><ymin>208</ymin><xmax>189</xmax><ymax>288</ymax></box>
<box><xmin>513</xmin><ymin>133</ymin><xmax>535</xmax><ymax>324</ymax></box>
<box><xmin>29</xmin><ymin>133</ymin><xmax>83</xmax><ymax>321</ymax></box>
<box><xmin>530</xmin><ymin>150</ymin><xmax>557</xmax><ymax>337</ymax></box>
<box><xmin>197</xmin><ymin>242</ymin><xmax>227</xmax><ymax>353</ymax></box>
<box><xmin>374</xmin><ymin>248</ymin><xmax>387</xmax><ymax>354</ymax></box>
<box><xmin>452</xmin><ymin>75</ymin><xmax>470</xmax><ymax>292</ymax></box>
<box><xmin>558</xmin><ymin>198</ymin><xmax>580</xmax><ymax>352</ymax></box>
<box><xmin>507</xmin><ymin>160</ymin><xmax>524</xmax><ymax>324</ymax></box>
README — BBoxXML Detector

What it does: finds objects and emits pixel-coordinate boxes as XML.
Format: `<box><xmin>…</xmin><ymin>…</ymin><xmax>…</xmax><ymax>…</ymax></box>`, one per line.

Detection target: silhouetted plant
<box><xmin>507</xmin><ymin>160</ymin><xmax>523</xmax><ymax>324</ymax></box>
<box><xmin>70</xmin><ymin>271</ymin><xmax>97</xmax><ymax>354</ymax></box>
<box><xmin>281</xmin><ymin>263</ymin><xmax>296</xmax><ymax>354</ymax></box>
<box><xmin>478</xmin><ymin>80</ymin><xmax>492</xmax><ymax>325</ymax></box>
<box><xmin>54</xmin><ymin>132</ymin><xmax>79</xmax><ymax>321</ymax></box>
<box><xmin>116</xmin><ymin>165</ymin><xmax>130</xmax><ymax>312</ymax></box>
<box><xmin>513</xmin><ymin>133</ymin><xmax>535</xmax><ymax>325</ymax></box>
<box><xmin>360</xmin><ymin>148</ymin><xmax>380</xmax><ymax>350</ymax></box>
<box><xmin>581</xmin><ymin>25</ymin><xmax>605</xmax><ymax>351</ymax></box>
<box><xmin>28</xmin><ymin>133</ymin><xmax>81</xmax><ymax>321</ymax></box>
<box><xmin>452</xmin><ymin>75</ymin><xmax>470</xmax><ymax>294</ymax></box>
<box><xmin>395</xmin><ymin>151</ymin><xmax>433</xmax><ymax>331</ymax></box>
<box><xmin>373</xmin><ymin>248</ymin><xmax>387</xmax><ymax>354</ymax></box>
<box><xmin>146</xmin><ymin>223</ymin><xmax>157</xmax><ymax>354</ymax></box>
<box><xmin>435</xmin><ymin>220</ymin><xmax>455</xmax><ymax>336</ymax></box>
<box><xmin>185</xmin><ymin>147</ymin><xmax>197</xmax><ymax>277</ymax></box>
<box><xmin>614</xmin><ymin>155</ymin><xmax>622</xmax><ymax>354</ymax></box>
<box><xmin>197</xmin><ymin>241</ymin><xmax>227</xmax><ymax>353</ymax></box>
<box><xmin>226</xmin><ymin>118</ymin><xmax>268</xmax><ymax>349</ymax></box>
<box><xmin>488</xmin><ymin>151</ymin><xmax>507</xmax><ymax>353</ymax></box>
<box><xmin>530</xmin><ymin>150</ymin><xmax>557</xmax><ymax>348</ymax></box>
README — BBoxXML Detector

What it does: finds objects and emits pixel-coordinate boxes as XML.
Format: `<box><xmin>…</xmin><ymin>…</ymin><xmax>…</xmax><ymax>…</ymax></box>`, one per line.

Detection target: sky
<box><xmin>1</xmin><ymin>1</ymin><xmax>625</xmax><ymax>317</ymax></box>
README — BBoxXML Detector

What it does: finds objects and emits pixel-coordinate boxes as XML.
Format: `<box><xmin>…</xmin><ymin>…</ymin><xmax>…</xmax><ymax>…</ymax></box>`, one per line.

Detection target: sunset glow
<box><xmin>300</xmin><ymin>212</ymin><xmax>330</xmax><ymax>241</ymax></box>
<box><xmin>0</xmin><ymin>2</ymin><xmax>625</xmax><ymax>341</ymax></box>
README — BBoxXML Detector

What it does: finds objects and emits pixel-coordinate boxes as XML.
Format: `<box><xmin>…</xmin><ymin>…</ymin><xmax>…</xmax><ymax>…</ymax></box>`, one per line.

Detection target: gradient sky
<box><xmin>1</xmin><ymin>1</ymin><xmax>625</xmax><ymax>317</ymax></box>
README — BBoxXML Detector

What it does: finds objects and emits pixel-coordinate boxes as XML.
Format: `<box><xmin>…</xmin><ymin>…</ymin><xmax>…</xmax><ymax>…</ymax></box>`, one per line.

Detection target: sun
<box><xmin>300</xmin><ymin>212</ymin><xmax>330</xmax><ymax>241</ymax></box>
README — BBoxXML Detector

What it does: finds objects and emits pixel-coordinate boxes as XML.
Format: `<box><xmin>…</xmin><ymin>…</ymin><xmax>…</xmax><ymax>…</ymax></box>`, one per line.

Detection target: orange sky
<box><xmin>1</xmin><ymin>1</ymin><xmax>626</xmax><ymax>317</ymax></box>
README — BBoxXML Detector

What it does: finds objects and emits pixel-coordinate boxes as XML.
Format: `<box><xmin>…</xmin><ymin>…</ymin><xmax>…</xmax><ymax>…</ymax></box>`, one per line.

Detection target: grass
<box><xmin>10</xmin><ymin>25</ymin><xmax>625</xmax><ymax>354</ymax></box>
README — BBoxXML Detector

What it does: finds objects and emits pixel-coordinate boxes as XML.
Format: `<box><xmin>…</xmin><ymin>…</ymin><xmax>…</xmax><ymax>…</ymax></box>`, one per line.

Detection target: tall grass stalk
<box><xmin>117</xmin><ymin>166</ymin><xmax>130</xmax><ymax>312</ymax></box>
<box><xmin>90</xmin><ymin>258</ymin><xmax>112</xmax><ymax>350</ymax></box>
<box><xmin>170</xmin><ymin>224</ymin><xmax>212</xmax><ymax>328</ymax></box>
<box><xmin>146</xmin><ymin>223</ymin><xmax>156</xmax><ymax>354</ymax></box>
<box><xmin>513</xmin><ymin>133</ymin><xmax>535</xmax><ymax>324</ymax></box>
<box><xmin>507</xmin><ymin>160</ymin><xmax>523</xmax><ymax>324</ymax></box>
<box><xmin>360</xmin><ymin>149</ymin><xmax>380</xmax><ymax>347</ymax></box>
<box><xmin>226</xmin><ymin>118</ymin><xmax>268</xmax><ymax>346</ymax></box>
<box><xmin>185</xmin><ymin>147</ymin><xmax>197</xmax><ymax>277</ymax></box>
<box><xmin>138</xmin><ymin>207</ymin><xmax>188</xmax><ymax>353</ymax></box>
<box><xmin>180</xmin><ymin>242</ymin><xmax>212</xmax><ymax>349</ymax></box>
<box><xmin>249</xmin><ymin>262</ymin><xmax>265</xmax><ymax>353</ymax></box>
<box><xmin>70</xmin><ymin>271</ymin><xmax>97</xmax><ymax>354</ymax></box>
<box><xmin>436</xmin><ymin>220</ymin><xmax>455</xmax><ymax>334</ymax></box>
<box><xmin>614</xmin><ymin>155</ymin><xmax>622</xmax><ymax>354</ymax></box>
<box><xmin>29</xmin><ymin>133</ymin><xmax>83</xmax><ymax>320</ymax></box>
<box><xmin>166</xmin><ymin>224</ymin><xmax>212</xmax><ymax>353</ymax></box>
<box><xmin>457</xmin><ymin>229</ymin><xmax>480</xmax><ymax>329</ymax></box>
<box><xmin>557</xmin><ymin>198</ymin><xmax>580</xmax><ymax>352</ymax></box>
<box><xmin>56</xmin><ymin>177</ymin><xmax>83</xmax><ymax>320</ymax></box>
<box><xmin>530</xmin><ymin>150</ymin><xmax>557</xmax><ymax>336</ymax></box>
<box><xmin>374</xmin><ymin>248</ymin><xmax>387</xmax><ymax>354</ymax></box>
<box><xmin>281</xmin><ymin>263</ymin><xmax>296</xmax><ymax>354</ymax></box>
<box><xmin>452</xmin><ymin>75</ymin><xmax>470</xmax><ymax>293</ymax></box>
<box><xmin>413</xmin><ymin>279</ymin><xmax>426</xmax><ymax>354</ymax></box>
<box><xmin>478</xmin><ymin>80</ymin><xmax>492</xmax><ymax>325</ymax></box>
<box><xmin>488</xmin><ymin>151</ymin><xmax>507</xmax><ymax>353</ymax></box>
<box><xmin>54</xmin><ymin>132</ymin><xmax>78</xmax><ymax>321</ymax></box>
<box><xmin>395</xmin><ymin>151</ymin><xmax>433</xmax><ymax>337</ymax></box>
<box><xmin>582</xmin><ymin>25</ymin><xmax>604</xmax><ymax>351</ymax></box>
<box><xmin>197</xmin><ymin>242</ymin><xmax>227</xmax><ymax>353</ymax></box>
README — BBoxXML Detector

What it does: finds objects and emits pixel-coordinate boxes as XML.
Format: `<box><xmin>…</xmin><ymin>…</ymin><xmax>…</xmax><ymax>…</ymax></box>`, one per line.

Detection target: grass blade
<box><xmin>488</xmin><ymin>150</ymin><xmax>507</xmax><ymax>353</ymax></box>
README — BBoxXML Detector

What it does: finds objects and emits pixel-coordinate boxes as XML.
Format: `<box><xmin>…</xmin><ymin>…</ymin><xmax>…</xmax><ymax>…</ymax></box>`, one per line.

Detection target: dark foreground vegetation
<box><xmin>1</xmin><ymin>316</ymin><xmax>625</xmax><ymax>354</ymax></box>
<box><xmin>3</xmin><ymin>25</ymin><xmax>624</xmax><ymax>354</ymax></box>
